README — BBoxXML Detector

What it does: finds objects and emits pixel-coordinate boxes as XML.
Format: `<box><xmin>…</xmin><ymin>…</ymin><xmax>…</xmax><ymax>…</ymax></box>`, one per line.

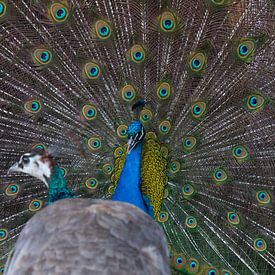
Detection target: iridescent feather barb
<box><xmin>1</xmin><ymin>0</ymin><xmax>275</xmax><ymax>274</ymax></box>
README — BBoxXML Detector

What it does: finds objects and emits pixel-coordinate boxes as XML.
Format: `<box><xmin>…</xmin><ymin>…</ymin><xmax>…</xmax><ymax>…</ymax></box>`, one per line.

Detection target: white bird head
<box><xmin>8</xmin><ymin>149</ymin><xmax>54</xmax><ymax>187</ymax></box>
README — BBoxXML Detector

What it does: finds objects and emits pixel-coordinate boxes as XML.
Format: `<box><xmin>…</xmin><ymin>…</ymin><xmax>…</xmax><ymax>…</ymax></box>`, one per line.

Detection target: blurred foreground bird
<box><xmin>4</xmin><ymin>199</ymin><xmax>170</xmax><ymax>275</ymax></box>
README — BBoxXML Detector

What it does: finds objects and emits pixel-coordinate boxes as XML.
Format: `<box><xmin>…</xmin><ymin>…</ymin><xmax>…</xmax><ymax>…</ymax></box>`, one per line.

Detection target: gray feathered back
<box><xmin>5</xmin><ymin>199</ymin><xmax>170</xmax><ymax>275</ymax></box>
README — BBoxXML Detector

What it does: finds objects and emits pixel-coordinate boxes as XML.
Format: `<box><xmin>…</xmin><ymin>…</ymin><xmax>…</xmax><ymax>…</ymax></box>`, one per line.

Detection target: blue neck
<box><xmin>112</xmin><ymin>143</ymin><xmax>148</xmax><ymax>213</ymax></box>
<box><xmin>47</xmin><ymin>166</ymin><xmax>76</xmax><ymax>204</ymax></box>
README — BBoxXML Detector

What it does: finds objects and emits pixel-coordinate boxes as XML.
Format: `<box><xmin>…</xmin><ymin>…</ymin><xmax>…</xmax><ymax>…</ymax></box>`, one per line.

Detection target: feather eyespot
<box><xmin>246</xmin><ymin>94</ymin><xmax>267</xmax><ymax>112</ymax></box>
<box><xmin>116</xmin><ymin>125</ymin><xmax>128</xmax><ymax>138</ymax></box>
<box><xmin>158</xmin><ymin>211</ymin><xmax>169</xmax><ymax>222</ymax></box>
<box><xmin>227</xmin><ymin>212</ymin><xmax>240</xmax><ymax>225</ymax></box>
<box><xmin>85</xmin><ymin>178</ymin><xmax>98</xmax><ymax>189</ymax></box>
<box><xmin>206</xmin><ymin>268</ymin><xmax>218</xmax><ymax>275</ymax></box>
<box><xmin>256</xmin><ymin>191</ymin><xmax>270</xmax><ymax>204</ymax></box>
<box><xmin>160</xmin><ymin>11</ymin><xmax>176</xmax><ymax>32</ymax></box>
<box><xmin>87</xmin><ymin>137</ymin><xmax>101</xmax><ymax>151</ymax></box>
<box><xmin>84</xmin><ymin>62</ymin><xmax>101</xmax><ymax>79</ymax></box>
<box><xmin>171</xmin><ymin>254</ymin><xmax>186</xmax><ymax>270</ymax></box>
<box><xmin>157</xmin><ymin>82</ymin><xmax>171</xmax><ymax>100</ymax></box>
<box><xmin>182</xmin><ymin>184</ymin><xmax>194</xmax><ymax>197</ymax></box>
<box><xmin>140</xmin><ymin>109</ymin><xmax>153</xmax><ymax>123</ymax></box>
<box><xmin>120</xmin><ymin>84</ymin><xmax>136</xmax><ymax>102</ymax></box>
<box><xmin>0</xmin><ymin>229</ymin><xmax>8</xmax><ymax>241</ymax></box>
<box><xmin>237</xmin><ymin>40</ymin><xmax>255</xmax><ymax>62</ymax></box>
<box><xmin>186</xmin><ymin>216</ymin><xmax>197</xmax><ymax>229</ymax></box>
<box><xmin>221</xmin><ymin>271</ymin><xmax>232</xmax><ymax>275</ymax></box>
<box><xmin>212</xmin><ymin>168</ymin><xmax>227</xmax><ymax>184</ymax></box>
<box><xmin>5</xmin><ymin>184</ymin><xmax>20</xmax><ymax>197</ymax></box>
<box><xmin>253</xmin><ymin>238</ymin><xmax>267</xmax><ymax>252</ymax></box>
<box><xmin>159</xmin><ymin>120</ymin><xmax>171</xmax><ymax>134</ymax></box>
<box><xmin>183</xmin><ymin>136</ymin><xmax>197</xmax><ymax>152</ymax></box>
<box><xmin>130</xmin><ymin>45</ymin><xmax>145</xmax><ymax>63</ymax></box>
<box><xmin>95</xmin><ymin>20</ymin><xmax>112</xmax><ymax>39</ymax></box>
<box><xmin>169</xmin><ymin>160</ymin><xmax>180</xmax><ymax>173</ymax></box>
<box><xmin>114</xmin><ymin>147</ymin><xmax>124</xmax><ymax>158</ymax></box>
<box><xmin>33</xmin><ymin>49</ymin><xmax>52</xmax><ymax>65</ymax></box>
<box><xmin>232</xmin><ymin>145</ymin><xmax>249</xmax><ymax>163</ymax></box>
<box><xmin>29</xmin><ymin>199</ymin><xmax>43</xmax><ymax>212</ymax></box>
<box><xmin>82</xmin><ymin>105</ymin><xmax>97</xmax><ymax>121</ymax></box>
<box><xmin>50</xmin><ymin>3</ymin><xmax>69</xmax><ymax>23</ymax></box>
<box><xmin>24</xmin><ymin>100</ymin><xmax>42</xmax><ymax>114</ymax></box>
<box><xmin>103</xmin><ymin>163</ymin><xmax>113</xmax><ymax>175</ymax></box>
<box><xmin>191</xmin><ymin>101</ymin><xmax>206</xmax><ymax>119</ymax></box>
<box><xmin>0</xmin><ymin>1</ymin><xmax>7</xmax><ymax>18</ymax></box>
<box><xmin>187</xmin><ymin>258</ymin><xmax>199</xmax><ymax>273</ymax></box>
<box><xmin>189</xmin><ymin>52</ymin><xmax>206</xmax><ymax>72</ymax></box>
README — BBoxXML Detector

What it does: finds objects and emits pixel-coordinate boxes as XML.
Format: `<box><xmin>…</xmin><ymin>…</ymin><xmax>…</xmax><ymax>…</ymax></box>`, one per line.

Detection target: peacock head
<box><xmin>8</xmin><ymin>149</ymin><xmax>54</xmax><ymax>187</ymax></box>
<box><xmin>127</xmin><ymin>120</ymin><xmax>145</xmax><ymax>153</ymax></box>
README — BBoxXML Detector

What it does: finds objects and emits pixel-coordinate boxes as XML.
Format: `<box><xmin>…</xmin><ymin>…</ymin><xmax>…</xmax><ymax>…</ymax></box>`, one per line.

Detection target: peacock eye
<box><xmin>85</xmin><ymin>178</ymin><xmax>98</xmax><ymax>189</ymax></box>
<box><xmin>95</xmin><ymin>20</ymin><xmax>112</xmax><ymax>40</ymax></box>
<box><xmin>0</xmin><ymin>1</ymin><xmax>7</xmax><ymax>18</ymax></box>
<box><xmin>0</xmin><ymin>229</ymin><xmax>8</xmax><ymax>241</ymax></box>
<box><xmin>130</xmin><ymin>45</ymin><xmax>146</xmax><ymax>63</ymax></box>
<box><xmin>189</xmin><ymin>52</ymin><xmax>206</xmax><ymax>72</ymax></box>
<box><xmin>227</xmin><ymin>212</ymin><xmax>240</xmax><ymax>225</ymax></box>
<box><xmin>176</xmin><ymin>257</ymin><xmax>182</xmax><ymax>264</ymax></box>
<box><xmin>50</xmin><ymin>3</ymin><xmax>69</xmax><ymax>23</ymax></box>
<box><xmin>160</xmin><ymin>11</ymin><xmax>176</xmax><ymax>32</ymax></box>
<box><xmin>29</xmin><ymin>199</ymin><xmax>43</xmax><ymax>212</ymax></box>
<box><xmin>87</xmin><ymin>137</ymin><xmax>102</xmax><ymax>151</ymax></box>
<box><xmin>192</xmin><ymin>59</ymin><xmax>201</xmax><ymax>69</ymax></box>
<box><xmin>157</xmin><ymin>82</ymin><xmax>171</xmax><ymax>100</ymax></box>
<box><xmin>56</xmin><ymin>8</ymin><xmax>67</xmax><ymax>20</ymax></box>
<box><xmin>253</xmin><ymin>238</ymin><xmax>267</xmax><ymax>252</ymax></box>
<box><xmin>186</xmin><ymin>216</ymin><xmax>197</xmax><ymax>229</ymax></box>
<box><xmin>82</xmin><ymin>105</ymin><xmax>97</xmax><ymax>121</ymax></box>
<box><xmin>208</xmin><ymin>270</ymin><xmax>217</xmax><ymax>275</ymax></box>
<box><xmin>84</xmin><ymin>62</ymin><xmax>101</xmax><ymax>79</ymax></box>
<box><xmin>236</xmin><ymin>39</ymin><xmax>256</xmax><ymax>62</ymax></box>
<box><xmin>134</xmin><ymin>51</ymin><xmax>143</xmax><ymax>61</ymax></box>
<box><xmin>212</xmin><ymin>168</ymin><xmax>228</xmax><ymax>184</ymax></box>
<box><xmin>5</xmin><ymin>184</ymin><xmax>20</xmax><ymax>197</ymax></box>
<box><xmin>158</xmin><ymin>211</ymin><xmax>169</xmax><ymax>222</ymax></box>
<box><xmin>33</xmin><ymin>49</ymin><xmax>52</xmax><ymax>65</ymax></box>
<box><xmin>159</xmin><ymin>120</ymin><xmax>171</xmax><ymax>134</ymax></box>
<box><xmin>182</xmin><ymin>183</ymin><xmax>194</xmax><ymax>196</ymax></box>
<box><xmin>191</xmin><ymin>101</ymin><xmax>206</xmax><ymax>119</ymax></box>
<box><xmin>120</xmin><ymin>84</ymin><xmax>136</xmax><ymax>102</ymax></box>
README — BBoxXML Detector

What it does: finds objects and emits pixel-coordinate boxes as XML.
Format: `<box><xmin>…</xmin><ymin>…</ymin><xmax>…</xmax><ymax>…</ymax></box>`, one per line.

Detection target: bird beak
<box><xmin>8</xmin><ymin>162</ymin><xmax>20</xmax><ymax>174</ymax></box>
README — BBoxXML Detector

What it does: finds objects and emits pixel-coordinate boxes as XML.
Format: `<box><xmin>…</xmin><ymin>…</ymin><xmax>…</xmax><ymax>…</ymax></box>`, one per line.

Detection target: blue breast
<box><xmin>112</xmin><ymin>142</ymin><xmax>148</xmax><ymax>213</ymax></box>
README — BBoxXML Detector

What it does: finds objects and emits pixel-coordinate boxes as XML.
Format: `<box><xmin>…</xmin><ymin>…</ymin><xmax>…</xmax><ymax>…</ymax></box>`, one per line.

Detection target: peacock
<box><xmin>0</xmin><ymin>0</ymin><xmax>274</xmax><ymax>274</ymax></box>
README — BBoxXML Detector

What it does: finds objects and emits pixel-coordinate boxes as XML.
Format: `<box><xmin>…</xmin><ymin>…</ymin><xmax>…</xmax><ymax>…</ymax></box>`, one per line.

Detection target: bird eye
<box><xmin>22</xmin><ymin>156</ymin><xmax>30</xmax><ymax>164</ymax></box>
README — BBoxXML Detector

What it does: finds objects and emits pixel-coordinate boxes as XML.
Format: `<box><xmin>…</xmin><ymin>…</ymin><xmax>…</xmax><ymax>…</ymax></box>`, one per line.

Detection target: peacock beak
<box><xmin>8</xmin><ymin>162</ymin><xmax>21</xmax><ymax>174</ymax></box>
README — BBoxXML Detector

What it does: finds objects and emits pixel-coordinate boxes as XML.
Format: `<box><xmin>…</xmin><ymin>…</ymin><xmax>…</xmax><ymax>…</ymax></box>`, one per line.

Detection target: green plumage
<box><xmin>48</xmin><ymin>166</ymin><xmax>76</xmax><ymax>204</ymax></box>
<box><xmin>0</xmin><ymin>0</ymin><xmax>275</xmax><ymax>274</ymax></box>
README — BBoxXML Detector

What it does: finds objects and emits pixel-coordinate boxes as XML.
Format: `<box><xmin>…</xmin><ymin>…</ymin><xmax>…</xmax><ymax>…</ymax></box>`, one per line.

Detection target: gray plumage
<box><xmin>5</xmin><ymin>199</ymin><xmax>170</xmax><ymax>275</ymax></box>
